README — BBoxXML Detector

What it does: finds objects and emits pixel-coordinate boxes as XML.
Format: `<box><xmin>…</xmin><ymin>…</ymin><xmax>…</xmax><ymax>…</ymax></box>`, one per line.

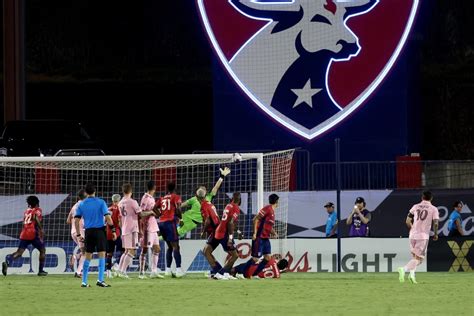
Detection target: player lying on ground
<box><xmin>206</xmin><ymin>192</ymin><xmax>242</xmax><ymax>280</ymax></box>
<box><xmin>231</xmin><ymin>257</ymin><xmax>288</xmax><ymax>279</ymax></box>
<box><xmin>177</xmin><ymin>167</ymin><xmax>230</xmax><ymax>238</ymax></box>
<box><xmin>66</xmin><ymin>189</ymin><xmax>87</xmax><ymax>277</ymax></box>
<box><xmin>2</xmin><ymin>196</ymin><xmax>48</xmax><ymax>276</ymax></box>
<box><xmin>156</xmin><ymin>182</ymin><xmax>184</xmax><ymax>277</ymax></box>
<box><xmin>398</xmin><ymin>190</ymin><xmax>439</xmax><ymax>284</ymax></box>
<box><xmin>138</xmin><ymin>181</ymin><xmax>163</xmax><ymax>279</ymax></box>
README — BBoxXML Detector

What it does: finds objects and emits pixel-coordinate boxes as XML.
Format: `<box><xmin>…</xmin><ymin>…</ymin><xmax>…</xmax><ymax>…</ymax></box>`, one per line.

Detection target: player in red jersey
<box><xmin>106</xmin><ymin>194</ymin><xmax>122</xmax><ymax>278</ymax></box>
<box><xmin>2</xmin><ymin>196</ymin><xmax>48</xmax><ymax>276</ymax></box>
<box><xmin>251</xmin><ymin>194</ymin><xmax>279</xmax><ymax>275</ymax></box>
<box><xmin>198</xmin><ymin>188</ymin><xmax>222</xmax><ymax>275</ymax></box>
<box><xmin>207</xmin><ymin>192</ymin><xmax>242</xmax><ymax>280</ymax></box>
<box><xmin>231</xmin><ymin>257</ymin><xmax>288</xmax><ymax>279</ymax></box>
<box><xmin>156</xmin><ymin>182</ymin><xmax>183</xmax><ymax>277</ymax></box>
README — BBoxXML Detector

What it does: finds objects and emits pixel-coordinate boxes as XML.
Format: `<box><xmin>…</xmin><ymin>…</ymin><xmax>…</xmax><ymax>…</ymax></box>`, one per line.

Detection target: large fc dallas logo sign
<box><xmin>197</xmin><ymin>0</ymin><xmax>419</xmax><ymax>139</ymax></box>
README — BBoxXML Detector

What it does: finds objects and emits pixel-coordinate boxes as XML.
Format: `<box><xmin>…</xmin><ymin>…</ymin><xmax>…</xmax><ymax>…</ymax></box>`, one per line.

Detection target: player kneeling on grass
<box><xmin>231</xmin><ymin>257</ymin><xmax>288</xmax><ymax>279</ymax></box>
<box><xmin>206</xmin><ymin>192</ymin><xmax>242</xmax><ymax>280</ymax></box>
<box><xmin>2</xmin><ymin>196</ymin><xmax>48</xmax><ymax>277</ymax></box>
<box><xmin>178</xmin><ymin>167</ymin><xmax>230</xmax><ymax>238</ymax></box>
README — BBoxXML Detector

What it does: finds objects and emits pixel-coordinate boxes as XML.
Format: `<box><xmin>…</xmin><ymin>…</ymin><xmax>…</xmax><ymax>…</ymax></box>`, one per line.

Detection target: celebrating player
<box><xmin>66</xmin><ymin>189</ymin><xmax>87</xmax><ymax>277</ymax></box>
<box><xmin>177</xmin><ymin>167</ymin><xmax>230</xmax><ymax>238</ymax></box>
<box><xmin>157</xmin><ymin>182</ymin><xmax>184</xmax><ymax>277</ymax></box>
<box><xmin>208</xmin><ymin>192</ymin><xmax>242</xmax><ymax>280</ymax></box>
<box><xmin>138</xmin><ymin>181</ymin><xmax>163</xmax><ymax>279</ymax></box>
<box><xmin>2</xmin><ymin>196</ymin><xmax>48</xmax><ymax>276</ymax></box>
<box><xmin>106</xmin><ymin>194</ymin><xmax>122</xmax><ymax>278</ymax></box>
<box><xmin>231</xmin><ymin>257</ymin><xmax>288</xmax><ymax>279</ymax></box>
<box><xmin>250</xmin><ymin>194</ymin><xmax>279</xmax><ymax>276</ymax></box>
<box><xmin>116</xmin><ymin>183</ymin><xmax>155</xmax><ymax>278</ymax></box>
<box><xmin>398</xmin><ymin>191</ymin><xmax>439</xmax><ymax>284</ymax></box>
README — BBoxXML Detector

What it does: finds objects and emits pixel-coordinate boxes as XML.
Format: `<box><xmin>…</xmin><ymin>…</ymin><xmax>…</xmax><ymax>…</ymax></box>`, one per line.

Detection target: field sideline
<box><xmin>1</xmin><ymin>272</ymin><xmax>473</xmax><ymax>315</ymax></box>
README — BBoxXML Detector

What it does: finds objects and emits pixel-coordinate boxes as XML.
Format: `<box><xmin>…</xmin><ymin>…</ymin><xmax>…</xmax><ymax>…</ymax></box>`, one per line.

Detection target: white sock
<box><xmin>410</xmin><ymin>270</ymin><xmax>415</xmax><ymax>278</ymax></box>
<box><xmin>165</xmin><ymin>267</ymin><xmax>171</xmax><ymax>273</ymax></box>
<box><xmin>176</xmin><ymin>267</ymin><xmax>183</xmax><ymax>273</ymax></box>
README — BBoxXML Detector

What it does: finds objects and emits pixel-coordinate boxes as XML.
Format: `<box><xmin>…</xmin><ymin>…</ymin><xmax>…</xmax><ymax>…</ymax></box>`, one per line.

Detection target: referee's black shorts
<box><xmin>85</xmin><ymin>227</ymin><xmax>107</xmax><ymax>253</ymax></box>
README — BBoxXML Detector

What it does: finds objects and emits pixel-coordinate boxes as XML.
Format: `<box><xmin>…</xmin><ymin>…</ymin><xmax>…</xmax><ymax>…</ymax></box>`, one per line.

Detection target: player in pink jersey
<box><xmin>138</xmin><ymin>180</ymin><xmax>163</xmax><ymax>279</ymax></box>
<box><xmin>66</xmin><ymin>189</ymin><xmax>87</xmax><ymax>277</ymax></box>
<box><xmin>116</xmin><ymin>183</ymin><xmax>155</xmax><ymax>278</ymax></box>
<box><xmin>398</xmin><ymin>191</ymin><xmax>439</xmax><ymax>284</ymax></box>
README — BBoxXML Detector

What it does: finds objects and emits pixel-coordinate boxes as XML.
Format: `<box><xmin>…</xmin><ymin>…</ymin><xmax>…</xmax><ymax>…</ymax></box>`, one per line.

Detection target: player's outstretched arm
<box><xmin>210</xmin><ymin>167</ymin><xmax>231</xmax><ymax>196</ymax></box>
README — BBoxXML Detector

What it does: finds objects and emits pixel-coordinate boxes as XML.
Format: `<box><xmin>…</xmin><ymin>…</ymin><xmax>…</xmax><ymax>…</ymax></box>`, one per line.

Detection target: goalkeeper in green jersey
<box><xmin>177</xmin><ymin>167</ymin><xmax>230</xmax><ymax>238</ymax></box>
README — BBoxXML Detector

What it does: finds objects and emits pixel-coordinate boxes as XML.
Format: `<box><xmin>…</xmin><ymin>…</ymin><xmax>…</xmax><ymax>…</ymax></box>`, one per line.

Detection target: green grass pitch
<box><xmin>1</xmin><ymin>272</ymin><xmax>473</xmax><ymax>315</ymax></box>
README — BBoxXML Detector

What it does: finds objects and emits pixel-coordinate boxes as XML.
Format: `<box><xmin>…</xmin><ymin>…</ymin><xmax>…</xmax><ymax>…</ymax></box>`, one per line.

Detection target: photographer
<box><xmin>346</xmin><ymin>197</ymin><xmax>371</xmax><ymax>237</ymax></box>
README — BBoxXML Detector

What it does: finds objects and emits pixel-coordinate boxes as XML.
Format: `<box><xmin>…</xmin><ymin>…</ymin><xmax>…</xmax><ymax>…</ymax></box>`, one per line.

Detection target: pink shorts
<box><xmin>409</xmin><ymin>239</ymin><xmax>428</xmax><ymax>258</ymax></box>
<box><xmin>122</xmin><ymin>232</ymin><xmax>139</xmax><ymax>249</ymax></box>
<box><xmin>71</xmin><ymin>231</ymin><xmax>85</xmax><ymax>249</ymax></box>
<box><xmin>140</xmin><ymin>231</ymin><xmax>160</xmax><ymax>248</ymax></box>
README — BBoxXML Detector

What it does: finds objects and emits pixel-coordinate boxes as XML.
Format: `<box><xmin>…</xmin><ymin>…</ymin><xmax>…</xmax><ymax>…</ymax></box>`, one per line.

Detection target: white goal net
<box><xmin>0</xmin><ymin>150</ymin><xmax>294</xmax><ymax>274</ymax></box>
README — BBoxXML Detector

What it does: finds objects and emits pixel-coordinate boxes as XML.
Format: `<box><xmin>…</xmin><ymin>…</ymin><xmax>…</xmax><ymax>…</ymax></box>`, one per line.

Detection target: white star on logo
<box><xmin>291</xmin><ymin>79</ymin><xmax>322</xmax><ymax>109</ymax></box>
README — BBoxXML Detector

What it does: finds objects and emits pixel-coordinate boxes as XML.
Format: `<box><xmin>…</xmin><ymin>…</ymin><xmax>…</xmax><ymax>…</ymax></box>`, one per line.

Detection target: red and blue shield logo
<box><xmin>197</xmin><ymin>0</ymin><xmax>420</xmax><ymax>139</ymax></box>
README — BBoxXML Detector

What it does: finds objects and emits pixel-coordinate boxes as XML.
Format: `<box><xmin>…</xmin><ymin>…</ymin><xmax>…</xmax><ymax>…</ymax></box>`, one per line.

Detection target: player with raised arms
<box><xmin>66</xmin><ymin>189</ymin><xmax>87</xmax><ymax>277</ymax></box>
<box><xmin>177</xmin><ymin>167</ymin><xmax>230</xmax><ymax>238</ymax></box>
<box><xmin>2</xmin><ymin>196</ymin><xmax>48</xmax><ymax>276</ymax></box>
<box><xmin>156</xmin><ymin>182</ymin><xmax>184</xmax><ymax>277</ymax></box>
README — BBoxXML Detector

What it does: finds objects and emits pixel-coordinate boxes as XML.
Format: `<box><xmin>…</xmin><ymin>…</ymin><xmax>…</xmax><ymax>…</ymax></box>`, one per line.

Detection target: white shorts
<box><xmin>409</xmin><ymin>239</ymin><xmax>428</xmax><ymax>258</ymax></box>
<box><xmin>140</xmin><ymin>231</ymin><xmax>160</xmax><ymax>248</ymax></box>
<box><xmin>71</xmin><ymin>231</ymin><xmax>85</xmax><ymax>249</ymax></box>
<box><xmin>122</xmin><ymin>232</ymin><xmax>139</xmax><ymax>249</ymax></box>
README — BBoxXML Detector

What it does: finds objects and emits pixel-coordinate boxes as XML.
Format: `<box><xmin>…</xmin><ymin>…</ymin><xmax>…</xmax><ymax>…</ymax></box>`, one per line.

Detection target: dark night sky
<box><xmin>1</xmin><ymin>0</ymin><xmax>473</xmax><ymax>158</ymax></box>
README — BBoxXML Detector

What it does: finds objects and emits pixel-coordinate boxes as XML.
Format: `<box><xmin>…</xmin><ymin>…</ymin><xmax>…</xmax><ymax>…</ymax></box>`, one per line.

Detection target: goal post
<box><xmin>0</xmin><ymin>149</ymin><xmax>294</xmax><ymax>274</ymax></box>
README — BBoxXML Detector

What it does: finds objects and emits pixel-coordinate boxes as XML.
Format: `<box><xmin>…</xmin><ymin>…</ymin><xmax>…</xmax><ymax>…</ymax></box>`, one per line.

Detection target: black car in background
<box><xmin>0</xmin><ymin>120</ymin><xmax>105</xmax><ymax>157</ymax></box>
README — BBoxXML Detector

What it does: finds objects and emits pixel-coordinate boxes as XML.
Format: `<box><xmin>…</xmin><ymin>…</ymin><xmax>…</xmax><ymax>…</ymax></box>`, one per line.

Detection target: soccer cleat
<box><xmin>37</xmin><ymin>271</ymin><xmax>48</xmax><ymax>276</ymax></box>
<box><xmin>117</xmin><ymin>272</ymin><xmax>130</xmax><ymax>279</ymax></box>
<box><xmin>397</xmin><ymin>267</ymin><xmax>405</xmax><ymax>283</ymax></box>
<box><xmin>149</xmin><ymin>272</ymin><xmax>164</xmax><ymax>279</ymax></box>
<box><xmin>164</xmin><ymin>271</ymin><xmax>172</xmax><ymax>277</ymax></box>
<box><xmin>138</xmin><ymin>274</ymin><xmax>148</xmax><ymax>280</ymax></box>
<box><xmin>175</xmin><ymin>271</ymin><xmax>185</xmax><ymax>278</ymax></box>
<box><xmin>408</xmin><ymin>274</ymin><xmax>418</xmax><ymax>284</ymax></box>
<box><xmin>213</xmin><ymin>273</ymin><xmax>227</xmax><ymax>280</ymax></box>
<box><xmin>235</xmin><ymin>273</ymin><xmax>245</xmax><ymax>280</ymax></box>
<box><xmin>2</xmin><ymin>261</ymin><xmax>8</xmax><ymax>276</ymax></box>
<box><xmin>74</xmin><ymin>272</ymin><xmax>82</xmax><ymax>278</ymax></box>
<box><xmin>224</xmin><ymin>273</ymin><xmax>237</xmax><ymax>280</ymax></box>
<box><xmin>96</xmin><ymin>281</ymin><xmax>111</xmax><ymax>287</ymax></box>
<box><xmin>81</xmin><ymin>283</ymin><xmax>90</xmax><ymax>288</ymax></box>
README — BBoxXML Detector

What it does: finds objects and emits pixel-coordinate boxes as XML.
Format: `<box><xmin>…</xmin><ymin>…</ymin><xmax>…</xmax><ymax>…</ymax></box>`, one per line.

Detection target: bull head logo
<box><xmin>198</xmin><ymin>0</ymin><xmax>420</xmax><ymax>139</ymax></box>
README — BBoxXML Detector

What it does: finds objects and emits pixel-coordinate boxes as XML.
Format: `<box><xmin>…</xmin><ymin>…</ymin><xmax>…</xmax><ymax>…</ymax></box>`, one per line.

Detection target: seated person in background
<box><xmin>346</xmin><ymin>197</ymin><xmax>371</xmax><ymax>237</ymax></box>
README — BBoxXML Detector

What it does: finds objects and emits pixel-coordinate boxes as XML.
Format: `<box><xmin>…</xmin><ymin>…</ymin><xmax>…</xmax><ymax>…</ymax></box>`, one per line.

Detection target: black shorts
<box><xmin>448</xmin><ymin>230</ymin><xmax>462</xmax><ymax>237</ymax></box>
<box><xmin>85</xmin><ymin>227</ymin><xmax>107</xmax><ymax>253</ymax></box>
<box><xmin>106</xmin><ymin>238</ymin><xmax>123</xmax><ymax>254</ymax></box>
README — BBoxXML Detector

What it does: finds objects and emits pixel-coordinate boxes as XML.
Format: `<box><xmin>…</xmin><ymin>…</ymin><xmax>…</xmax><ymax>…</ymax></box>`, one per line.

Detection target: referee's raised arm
<box><xmin>74</xmin><ymin>182</ymin><xmax>114</xmax><ymax>288</ymax></box>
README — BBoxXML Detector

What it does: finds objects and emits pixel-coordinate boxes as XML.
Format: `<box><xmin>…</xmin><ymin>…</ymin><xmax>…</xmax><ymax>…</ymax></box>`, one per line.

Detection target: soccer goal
<box><xmin>0</xmin><ymin>149</ymin><xmax>294</xmax><ymax>274</ymax></box>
